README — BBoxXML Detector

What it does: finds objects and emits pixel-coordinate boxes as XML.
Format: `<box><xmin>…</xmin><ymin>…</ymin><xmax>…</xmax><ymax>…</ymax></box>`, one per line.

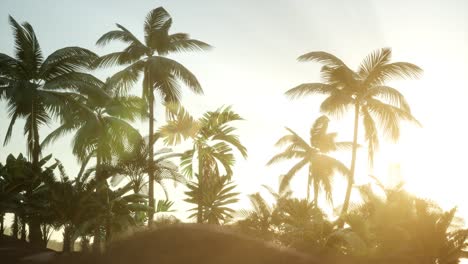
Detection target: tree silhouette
<box><xmin>268</xmin><ymin>115</ymin><xmax>350</xmax><ymax>205</ymax></box>
<box><xmin>286</xmin><ymin>48</ymin><xmax>422</xmax><ymax>219</ymax></box>
<box><xmin>95</xmin><ymin>7</ymin><xmax>210</xmax><ymax>224</ymax></box>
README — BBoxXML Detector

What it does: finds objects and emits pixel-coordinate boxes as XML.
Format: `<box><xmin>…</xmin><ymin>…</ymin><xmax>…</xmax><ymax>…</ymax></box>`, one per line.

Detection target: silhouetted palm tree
<box><xmin>95</xmin><ymin>7</ymin><xmax>210</xmax><ymax>224</ymax></box>
<box><xmin>159</xmin><ymin>104</ymin><xmax>247</xmax><ymax>223</ymax></box>
<box><xmin>42</xmin><ymin>80</ymin><xmax>144</xmax><ymax>183</ymax></box>
<box><xmin>286</xmin><ymin>48</ymin><xmax>422</xmax><ymax>218</ymax></box>
<box><xmin>268</xmin><ymin>115</ymin><xmax>350</xmax><ymax>205</ymax></box>
<box><xmin>0</xmin><ymin>16</ymin><xmax>102</xmax><ymax>172</ymax></box>
<box><xmin>109</xmin><ymin>137</ymin><xmax>186</xmax><ymax>198</ymax></box>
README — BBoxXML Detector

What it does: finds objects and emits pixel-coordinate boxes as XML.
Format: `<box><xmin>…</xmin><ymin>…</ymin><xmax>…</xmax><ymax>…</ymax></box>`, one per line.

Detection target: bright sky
<box><xmin>1</xmin><ymin>0</ymin><xmax>468</xmax><ymax>228</ymax></box>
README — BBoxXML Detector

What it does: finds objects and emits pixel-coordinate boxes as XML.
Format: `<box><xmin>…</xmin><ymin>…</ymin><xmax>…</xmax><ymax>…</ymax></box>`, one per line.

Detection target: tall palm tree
<box><xmin>0</xmin><ymin>16</ymin><xmax>103</xmax><ymax>245</ymax></box>
<box><xmin>268</xmin><ymin>115</ymin><xmax>350</xmax><ymax>205</ymax></box>
<box><xmin>0</xmin><ymin>16</ymin><xmax>103</xmax><ymax>172</ymax></box>
<box><xmin>285</xmin><ymin>48</ymin><xmax>422</xmax><ymax>218</ymax></box>
<box><xmin>159</xmin><ymin>104</ymin><xmax>247</xmax><ymax>223</ymax></box>
<box><xmin>95</xmin><ymin>7</ymin><xmax>210</xmax><ymax>224</ymax></box>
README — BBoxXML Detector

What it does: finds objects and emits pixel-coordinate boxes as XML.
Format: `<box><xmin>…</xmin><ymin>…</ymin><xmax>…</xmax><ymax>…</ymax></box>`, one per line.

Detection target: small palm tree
<box><xmin>109</xmin><ymin>137</ymin><xmax>186</xmax><ymax>198</ymax></box>
<box><xmin>286</xmin><ymin>48</ymin><xmax>422</xmax><ymax>217</ymax></box>
<box><xmin>42</xmin><ymin>80</ymin><xmax>144</xmax><ymax>183</ymax></box>
<box><xmin>268</xmin><ymin>115</ymin><xmax>350</xmax><ymax>205</ymax></box>
<box><xmin>185</xmin><ymin>175</ymin><xmax>239</xmax><ymax>225</ymax></box>
<box><xmin>159</xmin><ymin>104</ymin><xmax>247</xmax><ymax>223</ymax></box>
<box><xmin>95</xmin><ymin>7</ymin><xmax>210</xmax><ymax>224</ymax></box>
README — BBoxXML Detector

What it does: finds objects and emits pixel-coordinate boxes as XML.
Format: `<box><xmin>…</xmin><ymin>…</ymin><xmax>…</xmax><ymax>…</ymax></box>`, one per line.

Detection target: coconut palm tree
<box><xmin>0</xmin><ymin>16</ymin><xmax>103</xmax><ymax>244</ymax></box>
<box><xmin>41</xmin><ymin>79</ymin><xmax>144</xmax><ymax>183</ymax></box>
<box><xmin>268</xmin><ymin>115</ymin><xmax>350</xmax><ymax>205</ymax></box>
<box><xmin>42</xmin><ymin>80</ymin><xmax>143</xmax><ymax>247</ymax></box>
<box><xmin>285</xmin><ymin>48</ymin><xmax>422</xmax><ymax>218</ymax></box>
<box><xmin>0</xmin><ymin>16</ymin><xmax>103</xmax><ymax>171</ymax></box>
<box><xmin>159</xmin><ymin>104</ymin><xmax>247</xmax><ymax>223</ymax></box>
<box><xmin>95</xmin><ymin>6</ymin><xmax>210</xmax><ymax>224</ymax></box>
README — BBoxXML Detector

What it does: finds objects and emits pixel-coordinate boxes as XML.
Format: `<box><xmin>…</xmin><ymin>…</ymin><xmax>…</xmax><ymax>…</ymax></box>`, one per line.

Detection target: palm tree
<box><xmin>185</xmin><ymin>175</ymin><xmax>239</xmax><ymax>225</ymax></box>
<box><xmin>47</xmin><ymin>162</ymin><xmax>101</xmax><ymax>252</ymax></box>
<box><xmin>0</xmin><ymin>16</ymin><xmax>103</xmax><ymax>171</ymax></box>
<box><xmin>109</xmin><ymin>137</ymin><xmax>186</xmax><ymax>198</ymax></box>
<box><xmin>268</xmin><ymin>115</ymin><xmax>350</xmax><ymax>205</ymax></box>
<box><xmin>0</xmin><ymin>16</ymin><xmax>103</xmax><ymax>245</ymax></box>
<box><xmin>159</xmin><ymin>104</ymin><xmax>247</xmax><ymax>223</ymax></box>
<box><xmin>95</xmin><ymin>7</ymin><xmax>211</xmax><ymax>224</ymax></box>
<box><xmin>285</xmin><ymin>48</ymin><xmax>422</xmax><ymax>218</ymax></box>
<box><xmin>42</xmin><ymin>79</ymin><xmax>144</xmax><ymax>184</ymax></box>
<box><xmin>0</xmin><ymin>153</ymin><xmax>58</xmax><ymax>246</ymax></box>
<box><xmin>42</xmin><ymin>80</ymin><xmax>143</xmax><ymax>248</ymax></box>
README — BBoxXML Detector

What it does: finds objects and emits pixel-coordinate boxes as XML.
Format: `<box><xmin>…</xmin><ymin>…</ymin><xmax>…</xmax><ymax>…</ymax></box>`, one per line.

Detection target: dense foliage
<box><xmin>0</xmin><ymin>5</ymin><xmax>466</xmax><ymax>264</ymax></box>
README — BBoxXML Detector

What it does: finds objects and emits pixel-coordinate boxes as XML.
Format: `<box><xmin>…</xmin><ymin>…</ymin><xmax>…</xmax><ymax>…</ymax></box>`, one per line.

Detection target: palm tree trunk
<box><xmin>31</xmin><ymin>100</ymin><xmax>40</xmax><ymax>171</ymax></box>
<box><xmin>147</xmin><ymin>67</ymin><xmax>155</xmax><ymax>226</ymax></box>
<box><xmin>307</xmin><ymin>165</ymin><xmax>312</xmax><ymax>202</ymax></box>
<box><xmin>20</xmin><ymin>216</ymin><xmax>26</xmax><ymax>241</ymax></box>
<box><xmin>29</xmin><ymin>102</ymin><xmax>43</xmax><ymax>246</ymax></box>
<box><xmin>340</xmin><ymin>103</ymin><xmax>360</xmax><ymax>225</ymax></box>
<box><xmin>94</xmin><ymin>147</ymin><xmax>103</xmax><ymax>252</ymax></box>
<box><xmin>197</xmin><ymin>149</ymin><xmax>203</xmax><ymax>223</ymax></box>
<box><xmin>1</xmin><ymin>213</ymin><xmax>4</xmax><ymax>235</ymax></box>
<box><xmin>105</xmin><ymin>208</ymin><xmax>112</xmax><ymax>244</ymax></box>
<box><xmin>12</xmin><ymin>214</ymin><xmax>19</xmax><ymax>238</ymax></box>
<box><xmin>62</xmin><ymin>225</ymin><xmax>72</xmax><ymax>253</ymax></box>
<box><xmin>313</xmin><ymin>183</ymin><xmax>319</xmax><ymax>206</ymax></box>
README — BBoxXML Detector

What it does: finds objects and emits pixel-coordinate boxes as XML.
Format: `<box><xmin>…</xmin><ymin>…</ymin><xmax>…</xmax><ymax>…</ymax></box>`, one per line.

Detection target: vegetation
<box><xmin>0</xmin><ymin>6</ymin><xmax>466</xmax><ymax>264</ymax></box>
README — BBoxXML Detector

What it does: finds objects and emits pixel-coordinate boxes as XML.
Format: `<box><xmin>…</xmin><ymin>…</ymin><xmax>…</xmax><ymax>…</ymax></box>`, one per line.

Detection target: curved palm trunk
<box><xmin>147</xmin><ymin>67</ymin><xmax>155</xmax><ymax>226</ymax></box>
<box><xmin>197</xmin><ymin>149</ymin><xmax>203</xmax><ymax>223</ymax></box>
<box><xmin>306</xmin><ymin>166</ymin><xmax>311</xmax><ymax>202</ymax></box>
<box><xmin>340</xmin><ymin>103</ymin><xmax>360</xmax><ymax>225</ymax></box>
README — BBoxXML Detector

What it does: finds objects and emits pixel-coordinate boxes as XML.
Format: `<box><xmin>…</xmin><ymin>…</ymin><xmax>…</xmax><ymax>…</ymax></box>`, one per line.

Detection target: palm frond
<box><xmin>40</xmin><ymin>47</ymin><xmax>98</xmax><ymax>79</ymax></box>
<box><xmin>297</xmin><ymin>51</ymin><xmax>345</xmax><ymax>67</ymax></box>
<box><xmin>285</xmin><ymin>83</ymin><xmax>335</xmax><ymax>99</ymax></box>
<box><xmin>147</xmin><ymin>56</ymin><xmax>203</xmax><ymax>94</ymax></box>
<box><xmin>320</xmin><ymin>93</ymin><xmax>353</xmax><ymax>118</ymax></box>
<box><xmin>366</xmin><ymin>98</ymin><xmax>421</xmax><ymax>142</ymax></box>
<box><xmin>367</xmin><ymin>85</ymin><xmax>411</xmax><ymax>113</ymax></box>
<box><xmin>279</xmin><ymin>159</ymin><xmax>308</xmax><ymax>193</ymax></box>
<box><xmin>358</xmin><ymin>47</ymin><xmax>392</xmax><ymax>78</ymax></box>
<box><xmin>364</xmin><ymin>62</ymin><xmax>423</xmax><ymax>87</ymax></box>
<box><xmin>168</xmin><ymin>33</ymin><xmax>212</xmax><ymax>53</ymax></box>
<box><xmin>9</xmin><ymin>16</ymin><xmax>43</xmax><ymax>75</ymax></box>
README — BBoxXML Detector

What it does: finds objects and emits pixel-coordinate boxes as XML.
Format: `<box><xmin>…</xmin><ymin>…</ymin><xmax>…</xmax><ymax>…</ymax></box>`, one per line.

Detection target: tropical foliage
<box><xmin>286</xmin><ymin>48</ymin><xmax>422</xmax><ymax>218</ymax></box>
<box><xmin>268</xmin><ymin>115</ymin><xmax>350</xmax><ymax>204</ymax></box>
<box><xmin>0</xmin><ymin>6</ymin><xmax>466</xmax><ymax>264</ymax></box>
<box><xmin>95</xmin><ymin>6</ymin><xmax>210</xmax><ymax>224</ymax></box>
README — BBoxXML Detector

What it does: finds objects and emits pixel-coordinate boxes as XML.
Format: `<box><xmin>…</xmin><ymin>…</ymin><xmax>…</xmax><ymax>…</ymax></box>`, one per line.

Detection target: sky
<box><xmin>1</xmin><ymin>0</ymin><xmax>468</xmax><ymax>228</ymax></box>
